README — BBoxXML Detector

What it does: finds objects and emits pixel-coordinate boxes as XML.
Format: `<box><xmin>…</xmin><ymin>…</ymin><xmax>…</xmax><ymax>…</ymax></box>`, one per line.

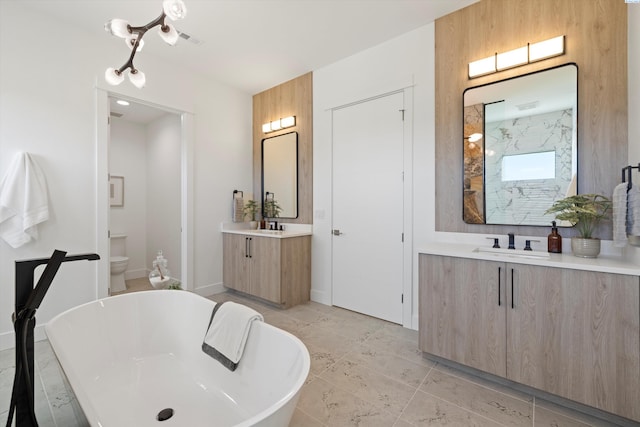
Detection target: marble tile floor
<box><xmin>0</xmin><ymin>288</ymin><xmax>634</xmax><ymax>426</ymax></box>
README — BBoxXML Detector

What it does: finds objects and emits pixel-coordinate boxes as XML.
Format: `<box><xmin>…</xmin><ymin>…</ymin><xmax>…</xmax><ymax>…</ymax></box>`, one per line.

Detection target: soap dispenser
<box><xmin>547</xmin><ymin>221</ymin><xmax>562</xmax><ymax>253</ymax></box>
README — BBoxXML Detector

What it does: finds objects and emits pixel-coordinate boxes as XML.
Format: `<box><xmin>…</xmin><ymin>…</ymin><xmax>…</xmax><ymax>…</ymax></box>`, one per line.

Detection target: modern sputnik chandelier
<box><xmin>104</xmin><ymin>0</ymin><xmax>187</xmax><ymax>88</ymax></box>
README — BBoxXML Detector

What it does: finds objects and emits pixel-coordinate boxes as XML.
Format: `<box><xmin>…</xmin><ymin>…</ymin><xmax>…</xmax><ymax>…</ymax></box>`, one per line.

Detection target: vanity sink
<box><xmin>473</xmin><ymin>247</ymin><xmax>550</xmax><ymax>259</ymax></box>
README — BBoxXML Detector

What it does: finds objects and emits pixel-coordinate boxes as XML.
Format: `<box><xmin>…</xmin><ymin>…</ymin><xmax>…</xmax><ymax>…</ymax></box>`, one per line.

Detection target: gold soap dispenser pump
<box><xmin>547</xmin><ymin>220</ymin><xmax>562</xmax><ymax>253</ymax></box>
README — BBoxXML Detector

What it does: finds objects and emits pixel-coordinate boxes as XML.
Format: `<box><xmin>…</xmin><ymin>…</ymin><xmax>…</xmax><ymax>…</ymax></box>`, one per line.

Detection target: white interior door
<box><xmin>332</xmin><ymin>92</ymin><xmax>404</xmax><ymax>324</ymax></box>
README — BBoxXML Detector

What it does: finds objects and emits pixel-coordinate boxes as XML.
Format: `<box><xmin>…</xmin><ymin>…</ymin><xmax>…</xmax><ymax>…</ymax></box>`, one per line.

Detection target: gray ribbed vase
<box><xmin>571</xmin><ymin>237</ymin><xmax>601</xmax><ymax>258</ymax></box>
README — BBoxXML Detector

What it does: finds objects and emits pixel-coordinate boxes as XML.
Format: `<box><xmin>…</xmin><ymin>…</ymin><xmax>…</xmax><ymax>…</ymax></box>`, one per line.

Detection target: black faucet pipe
<box><xmin>7</xmin><ymin>250</ymin><xmax>100</xmax><ymax>427</ymax></box>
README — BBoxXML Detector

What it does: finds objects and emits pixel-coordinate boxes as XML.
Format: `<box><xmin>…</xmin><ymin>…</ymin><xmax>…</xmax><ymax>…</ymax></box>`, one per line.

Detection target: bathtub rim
<box><xmin>45</xmin><ymin>290</ymin><xmax>311</xmax><ymax>427</ymax></box>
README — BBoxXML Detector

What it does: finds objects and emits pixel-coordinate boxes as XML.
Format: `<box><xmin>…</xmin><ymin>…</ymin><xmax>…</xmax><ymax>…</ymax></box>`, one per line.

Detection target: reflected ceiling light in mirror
<box><xmin>262</xmin><ymin>116</ymin><xmax>296</xmax><ymax>133</ymax></box>
<box><xmin>104</xmin><ymin>0</ymin><xmax>187</xmax><ymax>88</ymax></box>
<box><xmin>468</xmin><ymin>35</ymin><xmax>565</xmax><ymax>79</ymax></box>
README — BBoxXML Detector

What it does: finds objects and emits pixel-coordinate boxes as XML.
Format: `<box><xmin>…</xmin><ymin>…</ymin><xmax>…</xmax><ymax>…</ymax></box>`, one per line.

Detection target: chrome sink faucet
<box><xmin>508</xmin><ymin>233</ymin><xmax>515</xmax><ymax>249</ymax></box>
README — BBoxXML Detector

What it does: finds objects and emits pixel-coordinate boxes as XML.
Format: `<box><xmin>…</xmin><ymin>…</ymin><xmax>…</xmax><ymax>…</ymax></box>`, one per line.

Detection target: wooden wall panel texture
<box><xmin>435</xmin><ymin>0</ymin><xmax>627</xmax><ymax>238</ymax></box>
<box><xmin>253</xmin><ymin>72</ymin><xmax>313</xmax><ymax>224</ymax></box>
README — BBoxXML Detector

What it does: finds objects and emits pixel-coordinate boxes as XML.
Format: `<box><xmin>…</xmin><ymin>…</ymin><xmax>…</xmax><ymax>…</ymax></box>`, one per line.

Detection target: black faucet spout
<box><xmin>508</xmin><ymin>233</ymin><xmax>515</xmax><ymax>250</ymax></box>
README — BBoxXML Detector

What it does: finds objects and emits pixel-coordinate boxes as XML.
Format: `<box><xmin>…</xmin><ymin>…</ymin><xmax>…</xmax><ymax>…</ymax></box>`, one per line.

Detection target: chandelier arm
<box><xmin>116</xmin><ymin>11</ymin><xmax>167</xmax><ymax>73</ymax></box>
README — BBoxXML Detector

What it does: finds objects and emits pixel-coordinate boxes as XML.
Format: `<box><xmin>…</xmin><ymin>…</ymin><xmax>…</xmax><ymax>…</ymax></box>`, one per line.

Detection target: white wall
<box><xmin>626</xmin><ymin>5</ymin><xmax>640</xmax><ymax>264</ymax></box>
<box><xmin>312</xmin><ymin>24</ymin><xmax>435</xmax><ymax>329</ymax></box>
<box><xmin>146</xmin><ymin>114</ymin><xmax>182</xmax><ymax>280</ymax></box>
<box><xmin>110</xmin><ymin>113</ymin><xmax>182</xmax><ymax>283</ymax></box>
<box><xmin>0</xmin><ymin>2</ymin><xmax>252</xmax><ymax>350</ymax></box>
<box><xmin>630</xmin><ymin>6</ymin><xmax>640</xmax><ymax>170</ymax></box>
<box><xmin>110</xmin><ymin>118</ymin><xmax>148</xmax><ymax>279</ymax></box>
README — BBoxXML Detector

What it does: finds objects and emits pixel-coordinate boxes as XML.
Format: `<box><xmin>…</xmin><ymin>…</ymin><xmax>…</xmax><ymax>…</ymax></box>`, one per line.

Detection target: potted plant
<box><xmin>545</xmin><ymin>193</ymin><xmax>612</xmax><ymax>258</ymax></box>
<box><xmin>243</xmin><ymin>200</ymin><xmax>260</xmax><ymax>229</ymax></box>
<box><xmin>263</xmin><ymin>198</ymin><xmax>282</xmax><ymax>219</ymax></box>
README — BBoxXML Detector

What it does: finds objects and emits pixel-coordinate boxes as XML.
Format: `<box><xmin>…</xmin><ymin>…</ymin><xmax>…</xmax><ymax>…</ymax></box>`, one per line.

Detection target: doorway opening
<box><xmin>96</xmin><ymin>89</ymin><xmax>194</xmax><ymax>298</ymax></box>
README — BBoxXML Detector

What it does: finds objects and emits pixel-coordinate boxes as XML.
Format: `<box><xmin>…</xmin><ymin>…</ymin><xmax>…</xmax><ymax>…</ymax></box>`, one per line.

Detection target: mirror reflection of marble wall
<box><xmin>485</xmin><ymin>107</ymin><xmax>576</xmax><ymax>225</ymax></box>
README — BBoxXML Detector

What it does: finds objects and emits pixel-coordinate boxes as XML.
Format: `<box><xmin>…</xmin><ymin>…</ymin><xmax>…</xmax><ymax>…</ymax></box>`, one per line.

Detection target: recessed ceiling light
<box><xmin>116</xmin><ymin>100</ymin><xmax>130</xmax><ymax>106</ymax></box>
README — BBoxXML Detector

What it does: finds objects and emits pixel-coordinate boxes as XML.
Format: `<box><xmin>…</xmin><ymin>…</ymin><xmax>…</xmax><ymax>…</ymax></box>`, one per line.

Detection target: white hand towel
<box><xmin>202</xmin><ymin>301</ymin><xmax>263</xmax><ymax>371</ymax></box>
<box><xmin>612</xmin><ymin>183</ymin><xmax>628</xmax><ymax>247</ymax></box>
<box><xmin>0</xmin><ymin>152</ymin><xmax>49</xmax><ymax>248</ymax></box>
<box><xmin>627</xmin><ymin>184</ymin><xmax>640</xmax><ymax>236</ymax></box>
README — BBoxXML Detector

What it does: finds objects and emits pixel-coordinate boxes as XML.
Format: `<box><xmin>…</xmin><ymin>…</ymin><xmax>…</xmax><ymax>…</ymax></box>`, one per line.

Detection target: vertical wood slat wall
<box><xmin>253</xmin><ymin>72</ymin><xmax>313</xmax><ymax>224</ymax></box>
<box><xmin>434</xmin><ymin>0</ymin><xmax>627</xmax><ymax>238</ymax></box>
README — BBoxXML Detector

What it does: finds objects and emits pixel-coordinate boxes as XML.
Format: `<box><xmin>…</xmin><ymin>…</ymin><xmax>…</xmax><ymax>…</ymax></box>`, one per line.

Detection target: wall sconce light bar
<box><xmin>468</xmin><ymin>56</ymin><xmax>496</xmax><ymax>78</ymax></box>
<box><xmin>529</xmin><ymin>35</ymin><xmax>565</xmax><ymax>62</ymax></box>
<box><xmin>496</xmin><ymin>46</ymin><xmax>528</xmax><ymax>71</ymax></box>
<box><xmin>468</xmin><ymin>35</ymin><xmax>565</xmax><ymax>79</ymax></box>
<box><xmin>262</xmin><ymin>116</ymin><xmax>296</xmax><ymax>133</ymax></box>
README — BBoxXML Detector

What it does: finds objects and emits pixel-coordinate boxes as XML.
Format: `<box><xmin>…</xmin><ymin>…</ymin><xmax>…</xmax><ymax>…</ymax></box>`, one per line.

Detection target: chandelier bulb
<box><xmin>105</xmin><ymin>68</ymin><xmax>125</xmax><ymax>85</ymax></box>
<box><xmin>158</xmin><ymin>23</ymin><xmax>179</xmax><ymax>45</ymax></box>
<box><xmin>125</xmin><ymin>36</ymin><xmax>145</xmax><ymax>52</ymax></box>
<box><xmin>129</xmin><ymin>69</ymin><xmax>146</xmax><ymax>88</ymax></box>
<box><xmin>163</xmin><ymin>0</ymin><xmax>187</xmax><ymax>20</ymax></box>
<box><xmin>104</xmin><ymin>19</ymin><xmax>131</xmax><ymax>38</ymax></box>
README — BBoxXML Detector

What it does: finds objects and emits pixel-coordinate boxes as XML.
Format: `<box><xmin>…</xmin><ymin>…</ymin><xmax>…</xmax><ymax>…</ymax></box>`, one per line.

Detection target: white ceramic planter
<box><xmin>571</xmin><ymin>237</ymin><xmax>601</xmax><ymax>258</ymax></box>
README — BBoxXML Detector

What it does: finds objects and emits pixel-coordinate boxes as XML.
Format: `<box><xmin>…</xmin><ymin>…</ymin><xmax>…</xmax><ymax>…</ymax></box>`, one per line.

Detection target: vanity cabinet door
<box><xmin>507</xmin><ymin>264</ymin><xmax>640</xmax><ymax>421</ymax></box>
<box><xmin>419</xmin><ymin>254</ymin><xmax>507</xmax><ymax>376</ymax></box>
<box><xmin>222</xmin><ymin>233</ymin><xmax>251</xmax><ymax>294</ymax></box>
<box><xmin>250</xmin><ymin>236</ymin><xmax>282</xmax><ymax>304</ymax></box>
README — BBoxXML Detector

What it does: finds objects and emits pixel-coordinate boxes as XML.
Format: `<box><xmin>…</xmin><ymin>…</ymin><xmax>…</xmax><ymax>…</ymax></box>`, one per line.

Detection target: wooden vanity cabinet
<box><xmin>419</xmin><ymin>254</ymin><xmax>640</xmax><ymax>421</ymax></box>
<box><xmin>223</xmin><ymin>233</ymin><xmax>311</xmax><ymax>308</ymax></box>
<box><xmin>419</xmin><ymin>255</ymin><xmax>507</xmax><ymax>376</ymax></box>
<box><xmin>507</xmin><ymin>264</ymin><xmax>639</xmax><ymax>420</ymax></box>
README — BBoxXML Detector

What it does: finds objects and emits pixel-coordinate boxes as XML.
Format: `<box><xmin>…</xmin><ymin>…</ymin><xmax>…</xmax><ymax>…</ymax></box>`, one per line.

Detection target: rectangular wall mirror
<box><xmin>262</xmin><ymin>131</ymin><xmax>298</xmax><ymax>218</ymax></box>
<box><xmin>463</xmin><ymin>63</ymin><xmax>578</xmax><ymax>226</ymax></box>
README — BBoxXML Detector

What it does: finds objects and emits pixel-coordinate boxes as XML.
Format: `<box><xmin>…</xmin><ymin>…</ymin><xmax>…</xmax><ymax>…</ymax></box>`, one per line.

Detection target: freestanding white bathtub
<box><xmin>45</xmin><ymin>290</ymin><xmax>310</xmax><ymax>427</ymax></box>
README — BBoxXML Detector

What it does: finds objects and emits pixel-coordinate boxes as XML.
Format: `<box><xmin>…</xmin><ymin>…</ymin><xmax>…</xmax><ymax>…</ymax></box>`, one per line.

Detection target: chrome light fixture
<box><xmin>104</xmin><ymin>0</ymin><xmax>187</xmax><ymax>88</ymax></box>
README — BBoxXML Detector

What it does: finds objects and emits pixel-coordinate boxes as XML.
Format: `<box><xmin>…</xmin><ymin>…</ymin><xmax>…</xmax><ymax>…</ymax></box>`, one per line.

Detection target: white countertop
<box><xmin>418</xmin><ymin>242</ymin><xmax>640</xmax><ymax>276</ymax></box>
<box><xmin>221</xmin><ymin>222</ymin><xmax>312</xmax><ymax>239</ymax></box>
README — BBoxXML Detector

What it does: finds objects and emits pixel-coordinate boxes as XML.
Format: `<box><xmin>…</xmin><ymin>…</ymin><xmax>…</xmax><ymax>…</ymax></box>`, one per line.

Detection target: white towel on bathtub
<box><xmin>202</xmin><ymin>301</ymin><xmax>263</xmax><ymax>371</ymax></box>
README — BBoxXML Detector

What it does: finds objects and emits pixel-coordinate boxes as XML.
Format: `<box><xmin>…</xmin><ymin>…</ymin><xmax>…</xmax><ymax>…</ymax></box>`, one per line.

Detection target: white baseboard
<box><xmin>411</xmin><ymin>313</ymin><xmax>419</xmax><ymax>331</ymax></box>
<box><xmin>310</xmin><ymin>289</ymin><xmax>331</xmax><ymax>305</ymax></box>
<box><xmin>193</xmin><ymin>282</ymin><xmax>226</xmax><ymax>298</ymax></box>
<box><xmin>124</xmin><ymin>269</ymin><xmax>148</xmax><ymax>280</ymax></box>
<box><xmin>0</xmin><ymin>324</ymin><xmax>48</xmax><ymax>351</ymax></box>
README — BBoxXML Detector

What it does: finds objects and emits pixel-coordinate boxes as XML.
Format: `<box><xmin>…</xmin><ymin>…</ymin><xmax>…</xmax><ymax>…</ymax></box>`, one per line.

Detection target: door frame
<box><xmin>95</xmin><ymin>88</ymin><xmax>194</xmax><ymax>298</ymax></box>
<box><xmin>330</xmin><ymin>87</ymin><xmax>413</xmax><ymax>327</ymax></box>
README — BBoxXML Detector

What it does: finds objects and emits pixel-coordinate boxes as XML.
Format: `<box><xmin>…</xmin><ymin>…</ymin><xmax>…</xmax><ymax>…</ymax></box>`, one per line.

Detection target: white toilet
<box><xmin>110</xmin><ymin>234</ymin><xmax>129</xmax><ymax>293</ymax></box>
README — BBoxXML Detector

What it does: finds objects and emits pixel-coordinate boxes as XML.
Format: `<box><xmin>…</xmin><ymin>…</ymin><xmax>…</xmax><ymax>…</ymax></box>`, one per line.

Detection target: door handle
<box><xmin>248</xmin><ymin>237</ymin><xmax>252</xmax><ymax>258</ymax></box>
<box><xmin>332</xmin><ymin>229</ymin><xmax>343</xmax><ymax>236</ymax></box>
<box><xmin>245</xmin><ymin>237</ymin><xmax>249</xmax><ymax>258</ymax></box>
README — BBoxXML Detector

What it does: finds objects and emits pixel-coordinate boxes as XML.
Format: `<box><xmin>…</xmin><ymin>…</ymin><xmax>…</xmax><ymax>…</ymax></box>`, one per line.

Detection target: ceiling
<box><xmin>21</xmin><ymin>0</ymin><xmax>478</xmax><ymax>96</ymax></box>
